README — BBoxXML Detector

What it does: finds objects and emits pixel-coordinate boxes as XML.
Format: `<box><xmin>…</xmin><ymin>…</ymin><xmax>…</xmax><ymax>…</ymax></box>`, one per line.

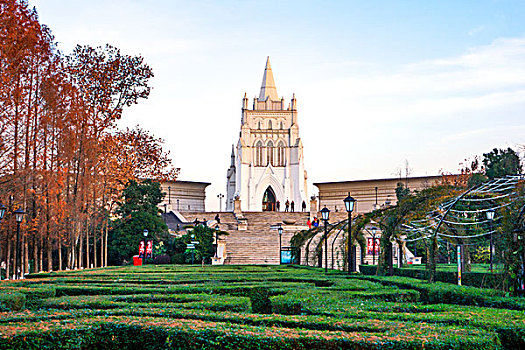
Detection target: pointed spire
<box><xmin>259</xmin><ymin>56</ymin><xmax>278</xmax><ymax>101</ymax></box>
<box><xmin>230</xmin><ymin>145</ymin><xmax>235</xmax><ymax>166</ymax></box>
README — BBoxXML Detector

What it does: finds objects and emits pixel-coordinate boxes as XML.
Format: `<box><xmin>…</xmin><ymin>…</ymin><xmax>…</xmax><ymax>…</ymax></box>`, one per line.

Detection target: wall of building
<box><xmin>314</xmin><ymin>175</ymin><xmax>442</xmax><ymax>213</ymax></box>
<box><xmin>159</xmin><ymin>180</ymin><xmax>210</xmax><ymax>213</ymax></box>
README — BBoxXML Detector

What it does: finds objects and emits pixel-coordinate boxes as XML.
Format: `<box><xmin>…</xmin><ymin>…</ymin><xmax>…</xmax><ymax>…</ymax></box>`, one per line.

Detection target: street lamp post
<box><xmin>320</xmin><ymin>207</ymin><xmax>330</xmax><ymax>274</ymax></box>
<box><xmin>143</xmin><ymin>229</ymin><xmax>148</xmax><ymax>265</ymax></box>
<box><xmin>278</xmin><ymin>224</ymin><xmax>283</xmax><ymax>264</ymax></box>
<box><xmin>191</xmin><ymin>234</ymin><xmax>195</xmax><ymax>265</ymax></box>
<box><xmin>217</xmin><ymin>194</ymin><xmax>224</xmax><ymax>212</ymax></box>
<box><xmin>0</xmin><ymin>202</ymin><xmax>5</xmax><ymax>281</ymax></box>
<box><xmin>343</xmin><ymin>194</ymin><xmax>356</xmax><ymax>273</ymax></box>
<box><xmin>215</xmin><ymin>225</ymin><xmax>219</xmax><ymax>258</ymax></box>
<box><xmin>14</xmin><ymin>208</ymin><xmax>24</xmax><ymax>279</ymax></box>
<box><xmin>486</xmin><ymin>210</ymin><xmax>495</xmax><ymax>272</ymax></box>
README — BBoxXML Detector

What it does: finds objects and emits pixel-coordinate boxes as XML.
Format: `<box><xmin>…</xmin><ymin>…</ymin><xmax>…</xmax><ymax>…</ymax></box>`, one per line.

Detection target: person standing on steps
<box><xmin>291</xmin><ymin>201</ymin><xmax>295</xmax><ymax>212</ymax></box>
<box><xmin>301</xmin><ymin>200</ymin><xmax>306</xmax><ymax>212</ymax></box>
<box><xmin>276</xmin><ymin>200</ymin><xmax>280</xmax><ymax>211</ymax></box>
<box><xmin>285</xmin><ymin>199</ymin><xmax>290</xmax><ymax>212</ymax></box>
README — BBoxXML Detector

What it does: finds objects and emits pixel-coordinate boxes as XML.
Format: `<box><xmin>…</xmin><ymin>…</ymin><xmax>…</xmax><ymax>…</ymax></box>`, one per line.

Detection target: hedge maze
<box><xmin>1</xmin><ymin>265</ymin><xmax>525</xmax><ymax>349</ymax></box>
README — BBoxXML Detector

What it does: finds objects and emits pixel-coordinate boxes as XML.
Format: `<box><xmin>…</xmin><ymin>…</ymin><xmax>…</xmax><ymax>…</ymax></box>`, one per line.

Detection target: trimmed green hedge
<box><xmin>360</xmin><ymin>264</ymin><xmax>503</xmax><ymax>289</ymax></box>
<box><xmin>0</xmin><ymin>292</ymin><xmax>25</xmax><ymax>311</ymax></box>
<box><xmin>0</xmin><ymin>317</ymin><xmax>502</xmax><ymax>350</ymax></box>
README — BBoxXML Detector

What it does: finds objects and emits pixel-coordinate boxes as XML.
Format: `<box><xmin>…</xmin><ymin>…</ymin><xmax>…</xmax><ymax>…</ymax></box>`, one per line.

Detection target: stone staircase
<box><xmin>180</xmin><ymin>211</ymin><xmax>309</xmax><ymax>265</ymax></box>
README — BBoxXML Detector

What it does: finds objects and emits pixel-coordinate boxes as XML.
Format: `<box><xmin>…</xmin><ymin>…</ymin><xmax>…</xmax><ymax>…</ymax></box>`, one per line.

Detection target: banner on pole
<box><xmin>367</xmin><ymin>238</ymin><xmax>380</xmax><ymax>255</ymax></box>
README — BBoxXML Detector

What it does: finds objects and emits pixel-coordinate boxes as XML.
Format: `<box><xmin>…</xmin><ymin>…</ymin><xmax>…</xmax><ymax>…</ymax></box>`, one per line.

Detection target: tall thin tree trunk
<box><xmin>39</xmin><ymin>233</ymin><xmax>43</xmax><ymax>272</ymax></box>
<box><xmin>24</xmin><ymin>235</ymin><xmax>29</xmax><ymax>275</ymax></box>
<box><xmin>33</xmin><ymin>235</ymin><xmax>38</xmax><ymax>273</ymax></box>
<box><xmin>94</xmin><ymin>226</ymin><xmax>98</xmax><ymax>268</ymax></box>
<box><xmin>58</xmin><ymin>237</ymin><xmax>62</xmax><ymax>271</ymax></box>
<box><xmin>6</xmin><ymin>239</ymin><xmax>11</xmax><ymax>279</ymax></box>
<box><xmin>85</xmin><ymin>223</ymin><xmax>90</xmax><ymax>268</ymax></box>
<box><xmin>78</xmin><ymin>225</ymin><xmax>83</xmax><ymax>269</ymax></box>
<box><xmin>104</xmin><ymin>221</ymin><xmax>108</xmax><ymax>267</ymax></box>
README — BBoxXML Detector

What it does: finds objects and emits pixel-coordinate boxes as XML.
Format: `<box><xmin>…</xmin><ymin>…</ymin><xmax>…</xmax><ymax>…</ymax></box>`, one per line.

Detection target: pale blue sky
<box><xmin>30</xmin><ymin>0</ymin><xmax>525</xmax><ymax>210</ymax></box>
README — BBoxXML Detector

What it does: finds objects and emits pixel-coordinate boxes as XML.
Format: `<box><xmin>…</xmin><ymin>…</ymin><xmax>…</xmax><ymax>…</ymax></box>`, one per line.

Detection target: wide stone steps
<box><xmin>179</xmin><ymin>211</ymin><xmax>312</xmax><ymax>265</ymax></box>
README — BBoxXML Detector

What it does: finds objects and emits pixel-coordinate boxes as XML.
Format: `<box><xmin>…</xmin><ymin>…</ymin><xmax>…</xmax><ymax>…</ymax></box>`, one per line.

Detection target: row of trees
<box><xmin>0</xmin><ymin>1</ymin><xmax>178</xmax><ymax>278</ymax></box>
<box><xmin>292</xmin><ymin>147</ymin><xmax>524</xmax><ymax>290</ymax></box>
<box><xmin>373</xmin><ymin>147</ymin><xmax>523</xmax><ymax>286</ymax></box>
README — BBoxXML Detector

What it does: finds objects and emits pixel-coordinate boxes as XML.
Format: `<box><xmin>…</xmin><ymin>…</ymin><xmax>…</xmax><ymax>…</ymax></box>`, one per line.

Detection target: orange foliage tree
<box><xmin>0</xmin><ymin>0</ymin><xmax>179</xmax><ymax>278</ymax></box>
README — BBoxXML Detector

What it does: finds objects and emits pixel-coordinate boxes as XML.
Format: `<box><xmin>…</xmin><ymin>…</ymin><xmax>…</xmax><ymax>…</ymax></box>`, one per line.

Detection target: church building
<box><xmin>226</xmin><ymin>58</ymin><xmax>308</xmax><ymax>212</ymax></box>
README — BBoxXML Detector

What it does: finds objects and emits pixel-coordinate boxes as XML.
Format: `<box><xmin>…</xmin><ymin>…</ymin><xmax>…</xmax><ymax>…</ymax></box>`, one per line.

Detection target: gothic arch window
<box><xmin>280</xmin><ymin>121</ymin><xmax>283</xmax><ymax>129</ymax></box>
<box><xmin>255</xmin><ymin>140</ymin><xmax>263</xmax><ymax>166</ymax></box>
<box><xmin>258</xmin><ymin>121</ymin><xmax>261</xmax><ymax>129</ymax></box>
<box><xmin>268</xmin><ymin>120</ymin><xmax>272</xmax><ymax>129</ymax></box>
<box><xmin>277</xmin><ymin>141</ymin><xmax>285</xmax><ymax>166</ymax></box>
<box><xmin>267</xmin><ymin>140</ymin><xmax>274</xmax><ymax>166</ymax></box>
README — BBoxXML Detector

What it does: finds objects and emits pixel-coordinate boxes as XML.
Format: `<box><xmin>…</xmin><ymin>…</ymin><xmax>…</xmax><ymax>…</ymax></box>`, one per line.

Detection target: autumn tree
<box><xmin>0</xmin><ymin>1</ymin><xmax>177</xmax><ymax>278</ymax></box>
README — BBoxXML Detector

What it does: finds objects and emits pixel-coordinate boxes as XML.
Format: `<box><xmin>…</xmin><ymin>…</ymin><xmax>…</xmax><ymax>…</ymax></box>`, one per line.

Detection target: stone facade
<box><xmin>314</xmin><ymin>175</ymin><xmax>442</xmax><ymax>214</ymax></box>
<box><xmin>160</xmin><ymin>180</ymin><xmax>210</xmax><ymax>213</ymax></box>
<box><xmin>226</xmin><ymin>57</ymin><xmax>308</xmax><ymax>212</ymax></box>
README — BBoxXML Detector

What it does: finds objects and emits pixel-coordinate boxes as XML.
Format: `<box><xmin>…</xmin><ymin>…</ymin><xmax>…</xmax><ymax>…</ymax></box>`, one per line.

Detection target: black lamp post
<box><xmin>143</xmin><ymin>229</ymin><xmax>148</xmax><ymax>265</ymax></box>
<box><xmin>320</xmin><ymin>207</ymin><xmax>330</xmax><ymax>274</ymax></box>
<box><xmin>214</xmin><ymin>225</ymin><xmax>219</xmax><ymax>258</ymax></box>
<box><xmin>14</xmin><ymin>208</ymin><xmax>24</xmax><ymax>279</ymax></box>
<box><xmin>343</xmin><ymin>193</ymin><xmax>356</xmax><ymax>273</ymax></box>
<box><xmin>0</xmin><ymin>202</ymin><xmax>5</xmax><ymax>281</ymax></box>
<box><xmin>486</xmin><ymin>210</ymin><xmax>495</xmax><ymax>272</ymax></box>
<box><xmin>278</xmin><ymin>224</ymin><xmax>283</xmax><ymax>264</ymax></box>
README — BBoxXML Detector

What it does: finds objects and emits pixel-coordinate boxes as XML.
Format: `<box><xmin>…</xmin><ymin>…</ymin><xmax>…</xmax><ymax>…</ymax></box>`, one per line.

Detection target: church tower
<box><xmin>226</xmin><ymin>57</ymin><xmax>308</xmax><ymax>212</ymax></box>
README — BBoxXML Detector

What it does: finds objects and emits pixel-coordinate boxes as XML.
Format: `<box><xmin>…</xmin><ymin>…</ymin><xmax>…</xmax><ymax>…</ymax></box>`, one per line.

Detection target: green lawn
<box><xmin>0</xmin><ymin>265</ymin><xmax>524</xmax><ymax>349</ymax></box>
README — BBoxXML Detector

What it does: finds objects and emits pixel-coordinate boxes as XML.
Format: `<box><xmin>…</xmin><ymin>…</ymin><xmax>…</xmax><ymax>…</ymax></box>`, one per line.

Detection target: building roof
<box><xmin>162</xmin><ymin>180</ymin><xmax>211</xmax><ymax>186</ymax></box>
<box><xmin>258</xmin><ymin>56</ymin><xmax>279</xmax><ymax>101</ymax></box>
<box><xmin>314</xmin><ymin>175</ymin><xmax>442</xmax><ymax>186</ymax></box>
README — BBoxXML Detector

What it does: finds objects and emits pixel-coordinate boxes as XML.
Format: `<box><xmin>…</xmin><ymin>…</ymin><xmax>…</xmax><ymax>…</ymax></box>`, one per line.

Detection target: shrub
<box><xmin>0</xmin><ymin>292</ymin><xmax>26</xmax><ymax>311</ymax></box>
<box><xmin>249</xmin><ymin>287</ymin><xmax>272</xmax><ymax>314</ymax></box>
<box><xmin>271</xmin><ymin>296</ymin><xmax>303</xmax><ymax>315</ymax></box>
<box><xmin>24</xmin><ymin>286</ymin><xmax>56</xmax><ymax>308</ymax></box>
<box><xmin>313</xmin><ymin>279</ymin><xmax>334</xmax><ymax>287</ymax></box>
<box><xmin>152</xmin><ymin>254</ymin><xmax>171</xmax><ymax>264</ymax></box>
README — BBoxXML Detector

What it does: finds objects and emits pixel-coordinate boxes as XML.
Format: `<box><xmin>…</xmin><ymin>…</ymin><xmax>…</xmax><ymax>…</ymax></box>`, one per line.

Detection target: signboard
<box><xmin>186</xmin><ymin>244</ymin><xmax>195</xmax><ymax>249</ymax></box>
<box><xmin>146</xmin><ymin>241</ymin><xmax>153</xmax><ymax>259</ymax></box>
<box><xmin>139</xmin><ymin>240</ymin><xmax>153</xmax><ymax>258</ymax></box>
<box><xmin>281</xmin><ymin>250</ymin><xmax>293</xmax><ymax>264</ymax></box>
<box><xmin>367</xmin><ymin>238</ymin><xmax>380</xmax><ymax>255</ymax></box>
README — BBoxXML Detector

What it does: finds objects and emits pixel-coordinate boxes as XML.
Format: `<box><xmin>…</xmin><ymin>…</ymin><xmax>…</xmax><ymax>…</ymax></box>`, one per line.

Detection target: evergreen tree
<box><xmin>108</xmin><ymin>180</ymin><xmax>168</xmax><ymax>265</ymax></box>
<box><xmin>483</xmin><ymin>147</ymin><xmax>522</xmax><ymax>179</ymax></box>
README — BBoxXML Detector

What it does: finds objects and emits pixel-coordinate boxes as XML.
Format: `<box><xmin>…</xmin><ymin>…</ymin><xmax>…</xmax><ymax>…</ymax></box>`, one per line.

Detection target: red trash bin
<box><xmin>133</xmin><ymin>255</ymin><xmax>143</xmax><ymax>266</ymax></box>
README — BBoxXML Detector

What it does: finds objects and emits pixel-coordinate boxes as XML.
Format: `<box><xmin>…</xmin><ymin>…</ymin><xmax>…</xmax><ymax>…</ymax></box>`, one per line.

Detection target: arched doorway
<box><xmin>262</xmin><ymin>186</ymin><xmax>276</xmax><ymax>211</ymax></box>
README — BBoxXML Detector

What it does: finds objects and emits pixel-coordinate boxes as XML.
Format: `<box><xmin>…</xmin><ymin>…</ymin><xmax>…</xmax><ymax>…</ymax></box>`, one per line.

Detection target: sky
<box><xmin>30</xmin><ymin>0</ymin><xmax>525</xmax><ymax>211</ymax></box>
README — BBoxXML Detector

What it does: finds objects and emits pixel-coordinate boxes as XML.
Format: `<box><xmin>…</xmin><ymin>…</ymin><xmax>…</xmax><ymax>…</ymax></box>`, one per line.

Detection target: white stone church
<box><xmin>225</xmin><ymin>57</ymin><xmax>308</xmax><ymax>212</ymax></box>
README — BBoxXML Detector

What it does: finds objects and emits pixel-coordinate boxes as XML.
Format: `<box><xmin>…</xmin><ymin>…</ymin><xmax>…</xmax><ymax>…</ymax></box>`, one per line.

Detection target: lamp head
<box><xmin>278</xmin><ymin>224</ymin><xmax>283</xmax><ymax>236</ymax></box>
<box><xmin>343</xmin><ymin>193</ymin><xmax>356</xmax><ymax>213</ymax></box>
<box><xmin>14</xmin><ymin>208</ymin><xmax>24</xmax><ymax>223</ymax></box>
<box><xmin>143</xmin><ymin>229</ymin><xmax>149</xmax><ymax>237</ymax></box>
<box><xmin>320</xmin><ymin>207</ymin><xmax>330</xmax><ymax>221</ymax></box>
<box><xmin>0</xmin><ymin>202</ymin><xmax>6</xmax><ymax>220</ymax></box>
